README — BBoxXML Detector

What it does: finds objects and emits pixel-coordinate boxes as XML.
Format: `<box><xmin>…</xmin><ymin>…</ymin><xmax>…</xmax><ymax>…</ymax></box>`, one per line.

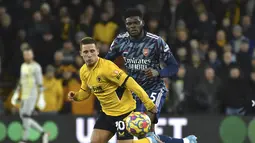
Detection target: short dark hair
<box><xmin>80</xmin><ymin>37</ymin><xmax>97</xmax><ymax>49</ymax></box>
<box><xmin>123</xmin><ymin>8</ymin><xmax>143</xmax><ymax>19</ymax></box>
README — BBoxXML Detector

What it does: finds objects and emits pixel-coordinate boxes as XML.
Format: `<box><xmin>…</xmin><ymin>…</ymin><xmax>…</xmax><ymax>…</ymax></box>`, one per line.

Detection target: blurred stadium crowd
<box><xmin>0</xmin><ymin>0</ymin><xmax>255</xmax><ymax>116</ymax></box>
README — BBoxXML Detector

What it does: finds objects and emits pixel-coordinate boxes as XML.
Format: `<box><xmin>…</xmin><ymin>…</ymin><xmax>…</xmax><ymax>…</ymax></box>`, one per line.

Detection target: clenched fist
<box><xmin>68</xmin><ymin>91</ymin><xmax>76</xmax><ymax>101</ymax></box>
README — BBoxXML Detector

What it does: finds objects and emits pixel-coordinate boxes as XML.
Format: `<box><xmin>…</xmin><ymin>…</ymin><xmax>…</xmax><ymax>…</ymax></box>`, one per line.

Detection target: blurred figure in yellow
<box><xmin>42</xmin><ymin>65</ymin><xmax>64</xmax><ymax>114</ymax></box>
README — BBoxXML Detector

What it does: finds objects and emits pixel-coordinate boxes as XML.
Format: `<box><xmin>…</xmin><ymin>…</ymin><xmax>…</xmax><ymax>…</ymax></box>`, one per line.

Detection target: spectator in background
<box><xmin>74</xmin><ymin>31</ymin><xmax>86</xmax><ymax>49</ymax></box>
<box><xmin>176</xmin><ymin>47</ymin><xmax>189</xmax><ymax>64</ymax></box>
<box><xmin>190</xmin><ymin>39</ymin><xmax>199</xmax><ymax>53</ymax></box>
<box><xmin>1</xmin><ymin>12</ymin><xmax>14</xmax><ymax>70</ymax></box>
<box><xmin>220</xmin><ymin>66</ymin><xmax>249</xmax><ymax>115</ymax></box>
<box><xmin>237</xmin><ymin>39</ymin><xmax>252</xmax><ymax>79</ymax></box>
<box><xmin>93</xmin><ymin>11</ymin><xmax>118</xmax><ymax>45</ymax></box>
<box><xmin>76</xmin><ymin>5</ymin><xmax>94</xmax><ymax>36</ymax></box>
<box><xmin>197</xmin><ymin>40</ymin><xmax>209</xmax><ymax>61</ymax></box>
<box><xmin>224</xmin><ymin>0</ymin><xmax>245</xmax><ymax>25</ymax></box>
<box><xmin>0</xmin><ymin>96</ymin><xmax>4</xmax><ymax>115</ymax></box>
<box><xmin>33</xmin><ymin>31</ymin><xmax>59</xmax><ymax>69</ymax></box>
<box><xmin>53</xmin><ymin>51</ymin><xmax>64</xmax><ymax>72</ymax></box>
<box><xmin>194</xmin><ymin>67</ymin><xmax>221</xmax><ymax>113</ymax></box>
<box><xmin>192</xmin><ymin>12</ymin><xmax>215</xmax><ymax>41</ymax></box>
<box><xmin>231</xmin><ymin>25</ymin><xmax>248</xmax><ymax>53</ymax></box>
<box><xmin>207</xmin><ymin>49</ymin><xmax>221</xmax><ymax>71</ymax></box>
<box><xmin>160</xmin><ymin>0</ymin><xmax>183</xmax><ymax>32</ymax></box>
<box><xmin>42</xmin><ymin>65</ymin><xmax>64</xmax><ymax>114</ymax></box>
<box><xmin>59</xmin><ymin>14</ymin><xmax>75</xmax><ymax>41</ymax></box>
<box><xmin>174</xmin><ymin>29</ymin><xmax>190</xmax><ymax>57</ymax></box>
<box><xmin>68</xmin><ymin>0</ymin><xmax>84</xmax><ymax>24</ymax></box>
<box><xmin>217</xmin><ymin>51</ymin><xmax>236</xmax><ymax>82</ymax></box>
<box><xmin>183</xmin><ymin>54</ymin><xmax>206</xmax><ymax>110</ymax></box>
<box><xmin>0</xmin><ymin>39</ymin><xmax>3</xmax><ymax>76</ymax></box>
<box><xmin>74</xmin><ymin>55</ymin><xmax>84</xmax><ymax>69</ymax></box>
<box><xmin>147</xmin><ymin>16</ymin><xmax>159</xmax><ymax>34</ymax></box>
<box><xmin>175</xmin><ymin>29</ymin><xmax>190</xmax><ymax>49</ymax></box>
<box><xmin>60</xmin><ymin>41</ymin><xmax>77</xmax><ymax>64</ymax></box>
<box><xmin>213</xmin><ymin>30</ymin><xmax>227</xmax><ymax>59</ymax></box>
<box><xmin>27</xmin><ymin>11</ymin><xmax>50</xmax><ymax>40</ymax></box>
<box><xmin>40</xmin><ymin>3</ymin><xmax>54</xmax><ymax>25</ymax></box>
<box><xmin>252</xmin><ymin>57</ymin><xmax>255</xmax><ymax>70</ymax></box>
<box><xmin>248</xmin><ymin>70</ymin><xmax>255</xmax><ymax>114</ymax></box>
<box><xmin>241</xmin><ymin>15</ymin><xmax>255</xmax><ymax>40</ymax></box>
<box><xmin>103</xmin><ymin>0</ymin><xmax>116</xmax><ymax>22</ymax></box>
<box><xmin>170</xmin><ymin>65</ymin><xmax>189</xmax><ymax>114</ymax></box>
<box><xmin>59</xmin><ymin>67</ymin><xmax>77</xmax><ymax>114</ymax></box>
<box><xmin>221</xmin><ymin>18</ymin><xmax>232</xmax><ymax>40</ymax></box>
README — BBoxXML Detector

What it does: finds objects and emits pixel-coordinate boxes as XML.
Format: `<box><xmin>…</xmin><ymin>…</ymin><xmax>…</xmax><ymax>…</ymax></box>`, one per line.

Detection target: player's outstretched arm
<box><xmin>68</xmin><ymin>89</ymin><xmax>91</xmax><ymax>101</ymax></box>
<box><xmin>125</xmin><ymin>77</ymin><xmax>157</xmax><ymax>113</ymax></box>
<box><xmin>11</xmin><ymin>81</ymin><xmax>21</xmax><ymax>105</ymax></box>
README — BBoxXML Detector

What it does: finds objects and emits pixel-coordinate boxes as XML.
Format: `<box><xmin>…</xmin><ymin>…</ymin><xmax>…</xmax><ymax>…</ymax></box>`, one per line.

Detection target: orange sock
<box><xmin>133</xmin><ymin>138</ymin><xmax>150</xmax><ymax>143</ymax></box>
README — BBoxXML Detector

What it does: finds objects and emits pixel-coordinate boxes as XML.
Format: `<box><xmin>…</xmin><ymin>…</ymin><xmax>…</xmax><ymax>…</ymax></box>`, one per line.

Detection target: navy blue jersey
<box><xmin>106</xmin><ymin>32</ymin><xmax>177</xmax><ymax>91</ymax></box>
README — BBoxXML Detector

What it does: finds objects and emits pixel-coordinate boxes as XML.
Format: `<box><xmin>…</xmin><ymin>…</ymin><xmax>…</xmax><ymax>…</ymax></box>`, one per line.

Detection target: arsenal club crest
<box><xmin>143</xmin><ymin>48</ymin><xmax>149</xmax><ymax>56</ymax></box>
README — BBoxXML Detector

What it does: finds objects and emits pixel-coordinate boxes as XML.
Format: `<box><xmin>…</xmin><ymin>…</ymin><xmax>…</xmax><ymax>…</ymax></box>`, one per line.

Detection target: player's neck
<box><xmin>25</xmin><ymin>60</ymin><xmax>34</xmax><ymax>64</ymax></box>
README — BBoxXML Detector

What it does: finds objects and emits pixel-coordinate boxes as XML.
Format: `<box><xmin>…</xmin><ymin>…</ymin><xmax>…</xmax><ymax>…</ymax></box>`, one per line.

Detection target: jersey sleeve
<box><xmin>157</xmin><ymin>38</ymin><xmax>179</xmax><ymax>77</ymax></box>
<box><xmin>158</xmin><ymin>38</ymin><xmax>175</xmax><ymax>63</ymax></box>
<box><xmin>34</xmin><ymin>64</ymin><xmax>44</xmax><ymax>92</ymax></box>
<box><xmin>79</xmin><ymin>66</ymin><xmax>89</xmax><ymax>91</ymax></box>
<box><xmin>103</xmin><ymin>61</ymin><xmax>128</xmax><ymax>86</ymax></box>
<box><xmin>105</xmin><ymin>37</ymin><xmax>122</xmax><ymax>61</ymax></box>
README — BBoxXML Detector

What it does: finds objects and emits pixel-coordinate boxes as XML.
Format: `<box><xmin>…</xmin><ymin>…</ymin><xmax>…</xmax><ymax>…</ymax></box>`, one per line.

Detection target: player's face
<box><xmin>125</xmin><ymin>16</ymin><xmax>143</xmax><ymax>37</ymax></box>
<box><xmin>23</xmin><ymin>50</ymin><xmax>34</xmax><ymax>62</ymax></box>
<box><xmin>80</xmin><ymin>44</ymin><xmax>99</xmax><ymax>67</ymax></box>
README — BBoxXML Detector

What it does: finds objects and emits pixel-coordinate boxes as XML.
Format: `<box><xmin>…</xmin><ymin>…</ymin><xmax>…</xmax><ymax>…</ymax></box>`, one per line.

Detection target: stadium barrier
<box><xmin>0</xmin><ymin>115</ymin><xmax>255</xmax><ymax>143</ymax></box>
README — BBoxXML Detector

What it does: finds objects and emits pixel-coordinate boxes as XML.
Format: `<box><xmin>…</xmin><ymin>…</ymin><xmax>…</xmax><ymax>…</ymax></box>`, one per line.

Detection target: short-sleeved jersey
<box><xmin>106</xmin><ymin>32</ymin><xmax>174</xmax><ymax>91</ymax></box>
<box><xmin>79</xmin><ymin>58</ymin><xmax>136</xmax><ymax>116</ymax></box>
<box><xmin>20</xmin><ymin>61</ymin><xmax>43</xmax><ymax>99</ymax></box>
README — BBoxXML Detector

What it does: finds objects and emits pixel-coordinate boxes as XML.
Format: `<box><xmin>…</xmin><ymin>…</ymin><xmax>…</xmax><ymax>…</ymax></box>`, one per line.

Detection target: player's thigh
<box><xmin>116</xmin><ymin>112</ymin><xmax>134</xmax><ymax>141</ymax></box>
<box><xmin>91</xmin><ymin>129</ymin><xmax>114</xmax><ymax>143</ymax></box>
<box><xmin>147</xmin><ymin>89</ymin><xmax>167</xmax><ymax>124</ymax></box>
<box><xmin>117</xmin><ymin>139</ymin><xmax>133</xmax><ymax>143</ymax></box>
<box><xmin>19</xmin><ymin>98</ymin><xmax>36</xmax><ymax>117</ymax></box>
<box><xmin>93</xmin><ymin>112</ymin><xmax>116</xmax><ymax>142</ymax></box>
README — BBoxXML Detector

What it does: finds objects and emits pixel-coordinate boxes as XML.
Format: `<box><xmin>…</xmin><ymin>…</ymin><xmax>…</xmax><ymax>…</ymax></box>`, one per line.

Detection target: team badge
<box><xmin>143</xmin><ymin>48</ymin><xmax>149</xmax><ymax>56</ymax></box>
<box><xmin>96</xmin><ymin>76</ymin><xmax>101</xmax><ymax>82</ymax></box>
<box><xmin>112</xmin><ymin>70</ymin><xmax>121</xmax><ymax>80</ymax></box>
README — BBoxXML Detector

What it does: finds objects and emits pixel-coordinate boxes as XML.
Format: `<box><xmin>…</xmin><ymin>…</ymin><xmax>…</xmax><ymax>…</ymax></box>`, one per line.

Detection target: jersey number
<box><xmin>150</xmin><ymin>92</ymin><xmax>157</xmax><ymax>102</ymax></box>
<box><xmin>115</xmin><ymin>121</ymin><xmax>125</xmax><ymax>131</ymax></box>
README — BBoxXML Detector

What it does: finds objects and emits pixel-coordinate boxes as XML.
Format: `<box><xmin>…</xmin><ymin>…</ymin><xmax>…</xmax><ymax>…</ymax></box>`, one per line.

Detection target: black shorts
<box><xmin>94</xmin><ymin>111</ymin><xmax>133</xmax><ymax>140</ymax></box>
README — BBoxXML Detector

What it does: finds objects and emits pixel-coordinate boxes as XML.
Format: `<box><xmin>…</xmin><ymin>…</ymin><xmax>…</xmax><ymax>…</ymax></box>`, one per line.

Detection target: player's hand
<box><xmin>144</xmin><ymin>68</ymin><xmax>159</xmax><ymax>78</ymax></box>
<box><xmin>68</xmin><ymin>91</ymin><xmax>76</xmax><ymax>101</ymax></box>
<box><xmin>148</xmin><ymin>106</ymin><xmax>157</xmax><ymax>114</ymax></box>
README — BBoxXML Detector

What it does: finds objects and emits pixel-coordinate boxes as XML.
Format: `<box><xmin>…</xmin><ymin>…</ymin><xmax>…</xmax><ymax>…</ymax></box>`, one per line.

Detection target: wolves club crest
<box><xmin>143</xmin><ymin>48</ymin><xmax>149</xmax><ymax>56</ymax></box>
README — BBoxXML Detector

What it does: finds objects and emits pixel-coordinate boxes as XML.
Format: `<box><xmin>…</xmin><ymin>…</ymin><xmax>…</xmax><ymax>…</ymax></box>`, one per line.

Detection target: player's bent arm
<box><xmin>73</xmin><ymin>89</ymin><xmax>91</xmax><ymax>101</ymax></box>
<box><xmin>124</xmin><ymin>77</ymin><xmax>155</xmax><ymax>111</ymax></box>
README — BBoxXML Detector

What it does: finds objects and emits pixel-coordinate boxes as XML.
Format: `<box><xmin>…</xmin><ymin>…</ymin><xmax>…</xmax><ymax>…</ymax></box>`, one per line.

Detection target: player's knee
<box><xmin>145</xmin><ymin>112</ymin><xmax>155</xmax><ymax>121</ymax></box>
<box><xmin>117</xmin><ymin>140</ymin><xmax>133</xmax><ymax>143</ymax></box>
<box><xmin>90</xmin><ymin>136</ymin><xmax>104</xmax><ymax>143</ymax></box>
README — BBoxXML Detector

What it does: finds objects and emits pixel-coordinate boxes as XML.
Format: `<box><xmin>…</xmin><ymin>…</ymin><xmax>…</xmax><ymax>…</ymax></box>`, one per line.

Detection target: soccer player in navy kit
<box><xmin>106</xmin><ymin>8</ymin><xmax>197</xmax><ymax>143</ymax></box>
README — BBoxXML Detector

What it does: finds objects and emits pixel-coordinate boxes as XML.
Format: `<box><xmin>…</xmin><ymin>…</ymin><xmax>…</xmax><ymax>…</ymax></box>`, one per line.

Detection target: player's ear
<box><xmin>96</xmin><ymin>47</ymin><xmax>100</xmax><ymax>56</ymax></box>
<box><xmin>141</xmin><ymin>20</ymin><xmax>145</xmax><ymax>27</ymax></box>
